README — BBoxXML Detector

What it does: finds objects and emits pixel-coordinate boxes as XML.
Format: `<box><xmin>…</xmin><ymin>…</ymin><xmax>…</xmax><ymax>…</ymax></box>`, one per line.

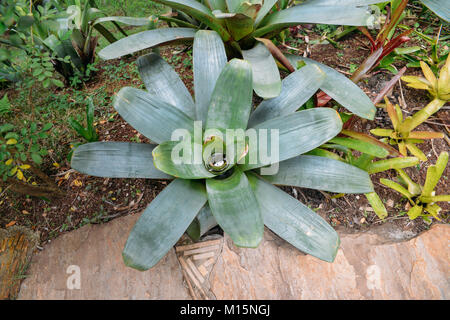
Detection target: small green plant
<box><xmin>401</xmin><ymin>54</ymin><xmax>449</xmax><ymax>103</ymax></box>
<box><xmin>71</xmin><ymin>30</ymin><xmax>375</xmax><ymax>271</ymax></box>
<box><xmin>0</xmin><ymin>121</ymin><xmax>62</xmax><ymax>198</ymax></box>
<box><xmin>0</xmin><ymin>93</ymin><xmax>11</xmax><ymax>115</ymax></box>
<box><xmin>28</xmin><ymin>49</ymin><xmax>66</xmax><ymax>88</ymax></box>
<box><xmin>371</xmin><ymin>97</ymin><xmax>444</xmax><ymax>161</ymax></box>
<box><xmin>68</xmin><ymin>98</ymin><xmax>98</xmax><ymax>142</ymax></box>
<box><xmin>380</xmin><ymin>152</ymin><xmax>449</xmax><ymax>222</ymax></box>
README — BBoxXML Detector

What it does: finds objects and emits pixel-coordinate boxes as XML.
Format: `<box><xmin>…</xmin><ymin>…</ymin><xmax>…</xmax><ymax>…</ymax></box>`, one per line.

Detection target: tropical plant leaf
<box><xmin>98</xmin><ymin>28</ymin><xmax>197</xmax><ymax>60</ymax></box>
<box><xmin>152</xmin><ymin>0</ymin><xmax>231</xmax><ymax>40</ymax></box>
<box><xmin>186</xmin><ymin>203</ymin><xmax>218</xmax><ymax>241</ymax></box>
<box><xmin>214</xmin><ymin>12</ymin><xmax>254</xmax><ymax>41</ymax></box>
<box><xmin>405</xmin><ymin>143</ymin><xmax>427</xmax><ymax>161</ymax></box>
<box><xmin>248</xmin><ymin>64</ymin><xmax>325</xmax><ymax>127</ymax></box>
<box><xmin>205</xmin><ymin>59</ymin><xmax>253</xmax><ymax>133</ymax></box>
<box><xmin>242</xmin><ymin>108</ymin><xmax>343</xmax><ymax>171</ymax></box>
<box><xmin>93</xmin><ymin>16</ymin><xmax>153</xmax><ymax>27</ymax></box>
<box><xmin>399</xmin><ymin>99</ymin><xmax>445</xmax><ymax>133</ymax></box>
<box><xmin>137</xmin><ymin>53</ymin><xmax>195</xmax><ymax>118</ymax></box>
<box><xmin>329</xmin><ymin>137</ymin><xmax>389</xmax><ymax>158</ymax></box>
<box><xmin>206</xmin><ymin>168</ymin><xmax>263</xmax><ymax>248</ymax></box>
<box><xmin>123</xmin><ymin>179</ymin><xmax>207</xmax><ymax>270</ymax></box>
<box><xmin>407</xmin><ymin>204</ymin><xmax>423</xmax><ymax>219</ymax></box>
<box><xmin>365</xmin><ymin>192</ymin><xmax>388</xmax><ymax>219</ymax></box>
<box><xmin>71</xmin><ymin>142</ymin><xmax>172</xmax><ymax>179</ymax></box>
<box><xmin>262</xmin><ymin>155</ymin><xmax>373</xmax><ymax>194</ymax></box>
<box><xmin>421</xmin><ymin>0</ymin><xmax>449</xmax><ymax>23</ymax></box>
<box><xmin>242</xmin><ymin>42</ymin><xmax>281</xmax><ymax>99</ymax></box>
<box><xmin>255</xmin><ymin>0</ymin><xmax>277</xmax><ymax>26</ymax></box>
<box><xmin>193</xmin><ymin>30</ymin><xmax>227</xmax><ymax>123</ymax></box>
<box><xmin>255</xmin><ymin>2</ymin><xmax>374</xmax><ymax>37</ymax></box>
<box><xmin>152</xmin><ymin>140</ymin><xmax>215</xmax><ymax>179</ymax></box>
<box><xmin>285</xmin><ymin>55</ymin><xmax>376</xmax><ymax>120</ymax></box>
<box><xmin>113</xmin><ymin>87</ymin><xmax>194</xmax><ymax>144</ymax></box>
<box><xmin>380</xmin><ymin>178</ymin><xmax>413</xmax><ymax>199</ymax></box>
<box><xmin>366</xmin><ymin>157</ymin><xmax>419</xmax><ymax>174</ymax></box>
<box><xmin>247</xmin><ymin>171</ymin><xmax>340</xmax><ymax>262</ymax></box>
<box><xmin>205</xmin><ymin>0</ymin><xmax>227</xmax><ymax>11</ymax></box>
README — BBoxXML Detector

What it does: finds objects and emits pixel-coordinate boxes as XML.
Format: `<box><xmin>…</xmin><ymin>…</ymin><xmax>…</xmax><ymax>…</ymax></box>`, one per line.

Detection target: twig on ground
<box><xmin>373</xmin><ymin>67</ymin><xmax>407</xmax><ymax>105</ymax></box>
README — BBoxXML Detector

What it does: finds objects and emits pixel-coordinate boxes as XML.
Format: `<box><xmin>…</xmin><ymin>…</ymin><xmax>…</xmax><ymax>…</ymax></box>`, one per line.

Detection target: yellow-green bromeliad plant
<box><xmin>71</xmin><ymin>30</ymin><xmax>375</xmax><ymax>270</ymax></box>
<box><xmin>380</xmin><ymin>152</ymin><xmax>449</xmax><ymax>222</ymax></box>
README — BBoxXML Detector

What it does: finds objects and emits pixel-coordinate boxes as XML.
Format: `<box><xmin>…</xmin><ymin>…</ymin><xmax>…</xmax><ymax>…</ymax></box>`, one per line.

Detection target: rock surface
<box><xmin>18</xmin><ymin>212</ymin><xmax>449</xmax><ymax>300</ymax></box>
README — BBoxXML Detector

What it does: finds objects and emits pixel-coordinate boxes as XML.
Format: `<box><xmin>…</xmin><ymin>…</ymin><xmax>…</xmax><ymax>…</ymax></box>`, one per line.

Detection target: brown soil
<box><xmin>0</xmin><ymin>25</ymin><xmax>448</xmax><ymax>248</ymax></box>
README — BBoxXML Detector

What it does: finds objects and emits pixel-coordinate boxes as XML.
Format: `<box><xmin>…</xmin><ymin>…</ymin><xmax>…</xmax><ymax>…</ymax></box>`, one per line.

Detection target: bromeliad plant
<box><xmin>370</xmin><ymin>97</ymin><xmax>445</xmax><ymax>161</ymax></box>
<box><xmin>401</xmin><ymin>53</ymin><xmax>450</xmax><ymax>103</ymax></box>
<box><xmin>98</xmin><ymin>0</ymin><xmax>389</xmax><ymax>99</ymax></box>
<box><xmin>380</xmin><ymin>152</ymin><xmax>449</xmax><ymax>222</ymax></box>
<box><xmin>71</xmin><ymin>30</ymin><xmax>375</xmax><ymax>270</ymax></box>
<box><xmin>307</xmin><ymin>128</ymin><xmax>420</xmax><ymax>219</ymax></box>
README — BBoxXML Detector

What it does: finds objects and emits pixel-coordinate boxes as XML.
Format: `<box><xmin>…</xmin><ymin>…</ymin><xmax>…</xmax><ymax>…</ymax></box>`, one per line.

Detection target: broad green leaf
<box><xmin>422</xmin><ymin>152</ymin><xmax>448</xmax><ymax>196</ymax></box>
<box><xmin>248</xmin><ymin>63</ymin><xmax>325</xmax><ymax>127</ymax></box>
<box><xmin>236</xmin><ymin>0</ymin><xmax>263</xmax><ymax>20</ymax></box>
<box><xmin>206</xmin><ymin>168</ymin><xmax>263</xmax><ymax>247</ymax></box>
<box><xmin>330</xmin><ymin>137</ymin><xmax>389</xmax><ymax>158</ymax></box>
<box><xmin>71</xmin><ymin>142</ymin><xmax>172</xmax><ymax>179</ymax></box>
<box><xmin>152</xmin><ymin>0</ymin><xmax>231</xmax><ymax>41</ymax></box>
<box><xmin>286</xmin><ymin>55</ymin><xmax>376</xmax><ymax>120</ymax></box>
<box><xmin>113</xmin><ymin>87</ymin><xmax>194</xmax><ymax>144</ymax></box>
<box><xmin>380</xmin><ymin>178</ymin><xmax>413</xmax><ymax>199</ymax></box>
<box><xmin>434</xmin><ymin>152</ymin><xmax>449</xmax><ymax>183</ymax></box>
<box><xmin>366</xmin><ymin>157</ymin><xmax>419</xmax><ymax>174</ymax></box>
<box><xmin>205</xmin><ymin>59</ymin><xmax>253</xmax><ymax>132</ymax></box>
<box><xmin>399</xmin><ymin>99</ymin><xmax>445</xmax><ymax>133</ymax></box>
<box><xmin>311</xmin><ymin>0</ymin><xmax>387</xmax><ymax>4</ymax></box>
<box><xmin>370</xmin><ymin>128</ymin><xmax>394</xmax><ymax>137</ymax></box>
<box><xmin>186</xmin><ymin>204</ymin><xmax>218</xmax><ymax>241</ymax></box>
<box><xmin>93</xmin><ymin>16</ymin><xmax>153</xmax><ymax>27</ymax></box>
<box><xmin>255</xmin><ymin>2</ymin><xmax>375</xmax><ymax>37</ymax></box>
<box><xmin>205</xmin><ymin>0</ymin><xmax>227</xmax><ymax>11</ymax></box>
<box><xmin>385</xmin><ymin>97</ymin><xmax>400</xmax><ymax>130</ymax></box>
<box><xmin>396</xmin><ymin>168</ymin><xmax>422</xmax><ymax>196</ymax></box>
<box><xmin>407</xmin><ymin>204</ymin><xmax>423</xmax><ymax>220</ymax></box>
<box><xmin>98</xmin><ymin>28</ymin><xmax>196</xmax><ymax>60</ymax></box>
<box><xmin>137</xmin><ymin>53</ymin><xmax>195</xmax><ymax>118</ymax></box>
<box><xmin>193</xmin><ymin>30</ymin><xmax>227</xmax><ymax>123</ymax></box>
<box><xmin>123</xmin><ymin>179</ymin><xmax>207</xmax><ymax>270</ymax></box>
<box><xmin>242</xmin><ymin>108</ymin><xmax>343</xmax><ymax>171</ymax></box>
<box><xmin>420</xmin><ymin>195</ymin><xmax>450</xmax><ymax>203</ymax></box>
<box><xmin>262</xmin><ymin>155</ymin><xmax>373</xmax><ymax>194</ymax></box>
<box><xmin>394</xmin><ymin>46</ymin><xmax>421</xmax><ymax>55</ymax></box>
<box><xmin>405</xmin><ymin>143</ymin><xmax>427</xmax><ymax>161</ymax></box>
<box><xmin>365</xmin><ymin>192</ymin><xmax>388</xmax><ymax>219</ymax></box>
<box><xmin>424</xmin><ymin>203</ymin><xmax>442</xmax><ymax>220</ymax></box>
<box><xmin>242</xmin><ymin>42</ymin><xmax>281</xmax><ymax>99</ymax></box>
<box><xmin>255</xmin><ymin>0</ymin><xmax>277</xmax><ymax>26</ymax></box>
<box><xmin>225</xmin><ymin>0</ymin><xmax>244</xmax><ymax>12</ymax></box>
<box><xmin>305</xmin><ymin>148</ymin><xmax>344</xmax><ymax>161</ymax></box>
<box><xmin>407</xmin><ymin>131</ymin><xmax>444</xmax><ymax>139</ymax></box>
<box><xmin>214</xmin><ymin>12</ymin><xmax>254</xmax><ymax>41</ymax></box>
<box><xmin>152</xmin><ymin>141</ymin><xmax>215</xmax><ymax>179</ymax></box>
<box><xmin>247</xmin><ymin>172</ymin><xmax>340</xmax><ymax>262</ymax></box>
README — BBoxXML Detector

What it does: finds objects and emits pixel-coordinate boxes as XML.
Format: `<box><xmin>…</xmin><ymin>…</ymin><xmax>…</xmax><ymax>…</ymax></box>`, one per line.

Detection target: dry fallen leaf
<box><xmin>6</xmin><ymin>221</ymin><xmax>16</xmax><ymax>228</ymax></box>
